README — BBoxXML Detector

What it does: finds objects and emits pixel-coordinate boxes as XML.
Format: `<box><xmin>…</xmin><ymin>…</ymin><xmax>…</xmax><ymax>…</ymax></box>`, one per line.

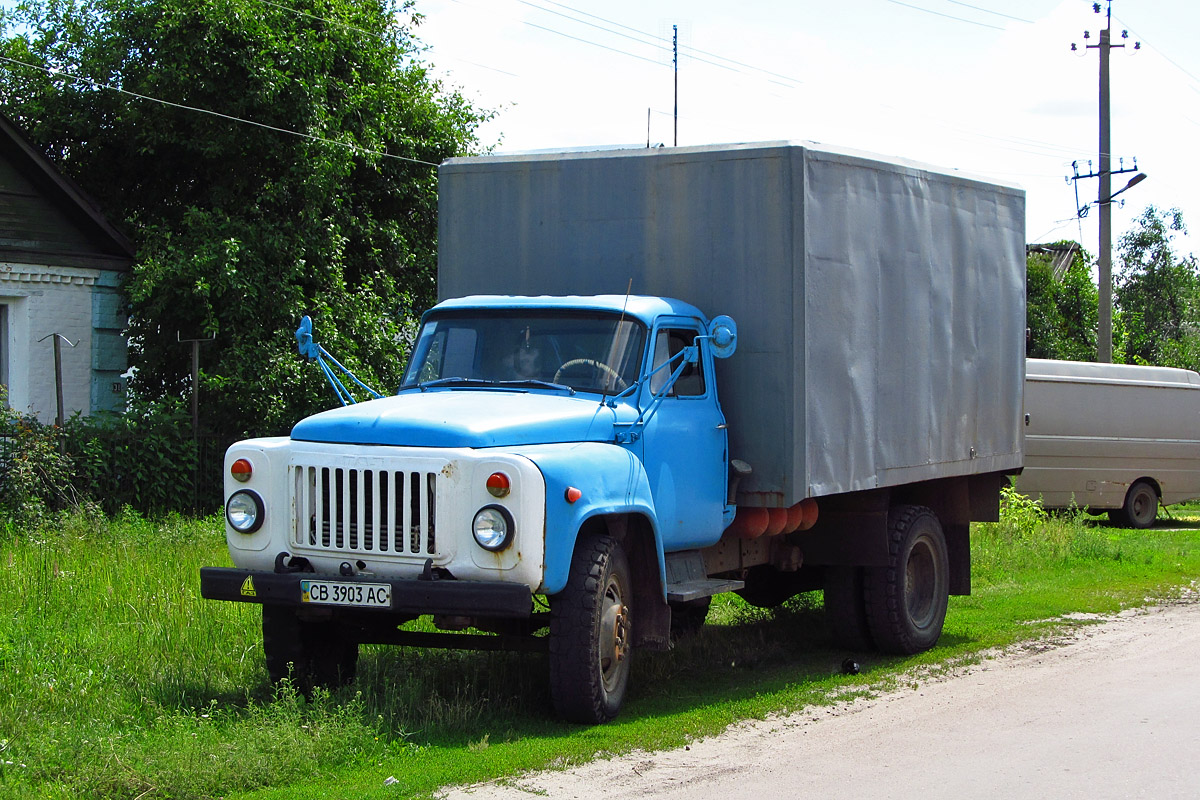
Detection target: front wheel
<box><xmin>549</xmin><ymin>534</ymin><xmax>633</xmax><ymax>723</ymax></box>
<box><xmin>863</xmin><ymin>505</ymin><xmax>949</xmax><ymax>655</ymax></box>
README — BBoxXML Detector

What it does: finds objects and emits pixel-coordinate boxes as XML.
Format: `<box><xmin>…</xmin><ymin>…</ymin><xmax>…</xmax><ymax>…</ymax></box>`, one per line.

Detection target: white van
<box><xmin>1017</xmin><ymin>358</ymin><xmax>1200</xmax><ymax>528</ymax></box>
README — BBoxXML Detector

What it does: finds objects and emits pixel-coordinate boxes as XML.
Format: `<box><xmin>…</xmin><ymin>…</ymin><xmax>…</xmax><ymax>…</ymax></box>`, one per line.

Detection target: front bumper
<box><xmin>199</xmin><ymin>567</ymin><xmax>533</xmax><ymax>618</ymax></box>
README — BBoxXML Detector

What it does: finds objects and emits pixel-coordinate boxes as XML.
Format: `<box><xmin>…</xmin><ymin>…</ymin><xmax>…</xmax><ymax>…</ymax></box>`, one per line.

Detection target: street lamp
<box><xmin>1109</xmin><ymin>172</ymin><xmax>1147</xmax><ymax>201</ymax></box>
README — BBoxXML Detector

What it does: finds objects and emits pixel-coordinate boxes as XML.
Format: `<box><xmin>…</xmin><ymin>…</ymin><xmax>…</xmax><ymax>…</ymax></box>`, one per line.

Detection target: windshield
<box><xmin>401</xmin><ymin>310</ymin><xmax>647</xmax><ymax>395</ymax></box>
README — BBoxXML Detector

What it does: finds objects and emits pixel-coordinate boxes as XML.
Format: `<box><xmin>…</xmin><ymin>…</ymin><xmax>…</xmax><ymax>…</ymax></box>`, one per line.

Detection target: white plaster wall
<box><xmin>1</xmin><ymin>262</ymin><xmax>98</xmax><ymax>422</ymax></box>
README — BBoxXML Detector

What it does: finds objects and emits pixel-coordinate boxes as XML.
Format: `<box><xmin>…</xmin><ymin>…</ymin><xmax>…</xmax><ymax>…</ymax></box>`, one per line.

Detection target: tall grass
<box><xmin>1</xmin><ymin>499</ymin><xmax>1198</xmax><ymax>799</ymax></box>
<box><xmin>0</xmin><ymin>510</ymin><xmax>395</xmax><ymax>798</ymax></box>
<box><xmin>972</xmin><ymin>485</ymin><xmax>1128</xmax><ymax>576</ymax></box>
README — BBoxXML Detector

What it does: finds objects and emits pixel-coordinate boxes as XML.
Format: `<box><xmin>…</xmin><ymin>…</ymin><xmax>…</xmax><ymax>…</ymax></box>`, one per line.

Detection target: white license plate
<box><xmin>300</xmin><ymin>580</ymin><xmax>392</xmax><ymax>608</ymax></box>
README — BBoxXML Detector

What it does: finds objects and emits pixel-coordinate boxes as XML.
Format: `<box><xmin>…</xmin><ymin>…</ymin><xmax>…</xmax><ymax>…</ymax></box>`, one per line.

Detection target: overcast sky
<box><xmin>412</xmin><ymin>0</ymin><xmax>1200</xmax><ymax>258</ymax></box>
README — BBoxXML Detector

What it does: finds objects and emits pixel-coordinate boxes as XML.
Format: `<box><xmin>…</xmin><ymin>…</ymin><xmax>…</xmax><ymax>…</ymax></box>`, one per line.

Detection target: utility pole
<box><xmin>673</xmin><ymin>24</ymin><xmax>678</xmax><ymax>147</ymax></box>
<box><xmin>1072</xmin><ymin>1</ymin><xmax>1139</xmax><ymax>362</ymax></box>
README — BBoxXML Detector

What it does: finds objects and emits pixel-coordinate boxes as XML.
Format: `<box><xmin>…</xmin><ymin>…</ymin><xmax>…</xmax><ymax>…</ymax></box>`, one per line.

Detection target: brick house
<box><xmin>0</xmin><ymin>113</ymin><xmax>134</xmax><ymax>421</ymax></box>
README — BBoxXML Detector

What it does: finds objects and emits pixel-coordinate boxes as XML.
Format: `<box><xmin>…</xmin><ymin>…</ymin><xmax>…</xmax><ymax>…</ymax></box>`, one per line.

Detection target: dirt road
<box><xmin>445</xmin><ymin>597</ymin><xmax>1200</xmax><ymax>799</ymax></box>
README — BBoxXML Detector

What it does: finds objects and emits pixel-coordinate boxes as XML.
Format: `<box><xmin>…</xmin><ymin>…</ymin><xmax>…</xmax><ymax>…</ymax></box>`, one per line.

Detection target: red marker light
<box><xmin>565</xmin><ymin>486</ymin><xmax>582</xmax><ymax>504</ymax></box>
<box><xmin>486</xmin><ymin>472</ymin><xmax>511</xmax><ymax>498</ymax></box>
<box><xmin>230</xmin><ymin>458</ymin><xmax>253</xmax><ymax>482</ymax></box>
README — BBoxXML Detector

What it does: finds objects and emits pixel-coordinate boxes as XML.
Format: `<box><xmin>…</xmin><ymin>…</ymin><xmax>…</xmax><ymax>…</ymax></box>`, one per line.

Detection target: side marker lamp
<box><xmin>486</xmin><ymin>471</ymin><xmax>511</xmax><ymax>498</ymax></box>
<box><xmin>230</xmin><ymin>458</ymin><xmax>253</xmax><ymax>482</ymax></box>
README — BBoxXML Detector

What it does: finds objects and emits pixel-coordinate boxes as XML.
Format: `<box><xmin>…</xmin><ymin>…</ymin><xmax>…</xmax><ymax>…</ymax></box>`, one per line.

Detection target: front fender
<box><xmin>504</xmin><ymin>442</ymin><xmax>663</xmax><ymax>597</ymax></box>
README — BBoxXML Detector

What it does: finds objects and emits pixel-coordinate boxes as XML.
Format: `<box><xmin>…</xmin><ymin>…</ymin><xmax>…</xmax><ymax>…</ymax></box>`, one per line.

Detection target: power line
<box><xmin>885</xmin><ymin>0</ymin><xmax>1005</xmax><ymax>31</ymax></box>
<box><xmin>1113</xmin><ymin>15</ymin><xmax>1200</xmax><ymax>88</ymax></box>
<box><xmin>516</xmin><ymin>0</ymin><xmax>665</xmax><ymax>53</ymax></box>
<box><xmin>520</xmin><ymin>19</ymin><xmax>665</xmax><ymax>68</ymax></box>
<box><xmin>531</xmin><ymin>0</ymin><xmax>803</xmax><ymax>86</ymax></box>
<box><xmin>0</xmin><ymin>54</ymin><xmax>439</xmax><ymax>167</ymax></box>
<box><xmin>945</xmin><ymin>1</ymin><xmax>1033</xmax><ymax>24</ymax></box>
<box><xmin>515</xmin><ymin>2</ymin><xmax>798</xmax><ymax>85</ymax></box>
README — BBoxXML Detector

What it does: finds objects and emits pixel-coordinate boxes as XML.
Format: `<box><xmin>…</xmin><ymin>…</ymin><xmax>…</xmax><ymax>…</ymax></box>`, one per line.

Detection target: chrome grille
<box><xmin>292</xmin><ymin>464</ymin><xmax>437</xmax><ymax>555</ymax></box>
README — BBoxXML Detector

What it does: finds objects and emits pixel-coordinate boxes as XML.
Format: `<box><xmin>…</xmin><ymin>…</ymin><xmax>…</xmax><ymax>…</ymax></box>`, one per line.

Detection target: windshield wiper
<box><xmin>493</xmin><ymin>379</ymin><xmax>576</xmax><ymax>394</ymax></box>
<box><xmin>406</xmin><ymin>377</ymin><xmax>575</xmax><ymax>394</ymax></box>
<box><xmin>410</xmin><ymin>377</ymin><xmax>495</xmax><ymax>391</ymax></box>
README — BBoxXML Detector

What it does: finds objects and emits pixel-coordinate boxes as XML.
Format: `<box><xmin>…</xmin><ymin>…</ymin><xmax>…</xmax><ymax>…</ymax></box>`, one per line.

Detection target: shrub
<box><xmin>61</xmin><ymin>399</ymin><xmax>200</xmax><ymax>515</ymax></box>
<box><xmin>0</xmin><ymin>394</ymin><xmax>202</xmax><ymax>523</ymax></box>
<box><xmin>0</xmin><ymin>393</ymin><xmax>77</xmax><ymax>524</ymax></box>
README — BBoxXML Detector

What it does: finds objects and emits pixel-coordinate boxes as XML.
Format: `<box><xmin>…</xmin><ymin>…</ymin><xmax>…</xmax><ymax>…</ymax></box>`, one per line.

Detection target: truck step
<box><xmin>664</xmin><ymin>550</ymin><xmax>743</xmax><ymax>602</ymax></box>
<box><xmin>666</xmin><ymin>577</ymin><xmax>745</xmax><ymax>603</ymax></box>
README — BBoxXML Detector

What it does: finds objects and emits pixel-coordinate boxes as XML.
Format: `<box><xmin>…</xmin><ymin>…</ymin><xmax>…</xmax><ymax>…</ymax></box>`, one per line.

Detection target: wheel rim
<box><xmin>1131</xmin><ymin>488</ymin><xmax>1155</xmax><ymax>525</ymax></box>
<box><xmin>598</xmin><ymin>574</ymin><xmax>630</xmax><ymax>694</ymax></box>
<box><xmin>904</xmin><ymin>536</ymin><xmax>938</xmax><ymax>630</ymax></box>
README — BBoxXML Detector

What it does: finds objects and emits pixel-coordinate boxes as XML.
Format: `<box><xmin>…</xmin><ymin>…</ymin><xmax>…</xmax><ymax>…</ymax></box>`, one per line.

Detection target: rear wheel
<box><xmin>863</xmin><ymin>505</ymin><xmax>949</xmax><ymax>655</ymax></box>
<box><xmin>1118</xmin><ymin>481</ymin><xmax>1158</xmax><ymax>529</ymax></box>
<box><xmin>549</xmin><ymin>534</ymin><xmax>633</xmax><ymax>723</ymax></box>
<box><xmin>262</xmin><ymin>606</ymin><xmax>359</xmax><ymax>692</ymax></box>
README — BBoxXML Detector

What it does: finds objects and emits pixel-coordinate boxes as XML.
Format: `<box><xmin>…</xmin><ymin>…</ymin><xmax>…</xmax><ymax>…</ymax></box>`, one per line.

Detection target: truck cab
<box><xmin>201</xmin><ymin>295</ymin><xmax>740</xmax><ymax>723</ymax></box>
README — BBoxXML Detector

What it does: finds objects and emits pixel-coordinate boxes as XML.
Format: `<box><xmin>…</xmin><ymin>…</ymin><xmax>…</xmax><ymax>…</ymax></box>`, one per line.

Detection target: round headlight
<box><xmin>226</xmin><ymin>490</ymin><xmax>264</xmax><ymax>534</ymax></box>
<box><xmin>472</xmin><ymin>505</ymin><xmax>514</xmax><ymax>552</ymax></box>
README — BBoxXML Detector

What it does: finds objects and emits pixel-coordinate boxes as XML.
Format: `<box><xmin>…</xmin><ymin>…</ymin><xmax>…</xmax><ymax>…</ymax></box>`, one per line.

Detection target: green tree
<box><xmin>0</xmin><ymin>0</ymin><xmax>489</xmax><ymax>438</ymax></box>
<box><xmin>1025</xmin><ymin>242</ymin><xmax>1097</xmax><ymax>361</ymax></box>
<box><xmin>1114</xmin><ymin>206</ymin><xmax>1200</xmax><ymax>369</ymax></box>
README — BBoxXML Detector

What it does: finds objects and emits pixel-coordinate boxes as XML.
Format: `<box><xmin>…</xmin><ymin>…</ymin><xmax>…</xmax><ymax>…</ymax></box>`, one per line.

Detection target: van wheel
<box><xmin>863</xmin><ymin>505</ymin><xmax>949</xmax><ymax>655</ymax></box>
<box><xmin>263</xmin><ymin>607</ymin><xmax>358</xmax><ymax>692</ymax></box>
<box><xmin>1121</xmin><ymin>481</ymin><xmax>1158</xmax><ymax>529</ymax></box>
<box><xmin>549</xmin><ymin>534</ymin><xmax>632</xmax><ymax>723</ymax></box>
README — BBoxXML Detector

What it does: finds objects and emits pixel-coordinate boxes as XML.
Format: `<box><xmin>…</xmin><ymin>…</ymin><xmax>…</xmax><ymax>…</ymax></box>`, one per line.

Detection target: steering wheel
<box><xmin>554</xmin><ymin>358</ymin><xmax>628</xmax><ymax>391</ymax></box>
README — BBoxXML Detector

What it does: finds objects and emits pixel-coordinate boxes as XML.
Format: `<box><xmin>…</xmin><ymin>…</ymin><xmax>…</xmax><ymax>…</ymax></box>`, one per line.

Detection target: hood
<box><xmin>290</xmin><ymin>389</ymin><xmax>624</xmax><ymax>448</ymax></box>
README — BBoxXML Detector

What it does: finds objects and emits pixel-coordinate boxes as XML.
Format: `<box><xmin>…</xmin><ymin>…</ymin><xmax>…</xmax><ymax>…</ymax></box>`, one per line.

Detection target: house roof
<box><xmin>0</xmin><ymin>112</ymin><xmax>135</xmax><ymax>271</ymax></box>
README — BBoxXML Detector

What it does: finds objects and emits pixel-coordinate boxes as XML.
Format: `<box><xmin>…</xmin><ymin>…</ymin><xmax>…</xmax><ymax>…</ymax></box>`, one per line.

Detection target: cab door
<box><xmin>639</xmin><ymin>319</ymin><xmax>729</xmax><ymax>550</ymax></box>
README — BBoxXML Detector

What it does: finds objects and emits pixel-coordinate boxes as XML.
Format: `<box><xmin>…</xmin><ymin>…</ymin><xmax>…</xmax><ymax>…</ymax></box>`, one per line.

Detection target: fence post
<box><xmin>36</xmin><ymin>333</ymin><xmax>78</xmax><ymax>427</ymax></box>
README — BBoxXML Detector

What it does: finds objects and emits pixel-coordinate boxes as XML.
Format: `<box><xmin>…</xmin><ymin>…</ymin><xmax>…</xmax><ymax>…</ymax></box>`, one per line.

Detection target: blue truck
<box><xmin>201</xmin><ymin>142</ymin><xmax>1026</xmax><ymax>723</ymax></box>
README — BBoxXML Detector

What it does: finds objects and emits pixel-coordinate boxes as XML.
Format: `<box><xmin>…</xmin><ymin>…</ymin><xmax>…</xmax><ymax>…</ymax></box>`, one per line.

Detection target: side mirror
<box><xmin>296</xmin><ymin>316</ymin><xmax>319</xmax><ymax>360</ymax></box>
<box><xmin>708</xmin><ymin>315</ymin><xmax>737</xmax><ymax>359</ymax></box>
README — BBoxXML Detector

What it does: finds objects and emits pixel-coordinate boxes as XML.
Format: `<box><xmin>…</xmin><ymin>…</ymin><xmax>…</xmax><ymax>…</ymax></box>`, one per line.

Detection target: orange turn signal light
<box><xmin>486</xmin><ymin>472</ymin><xmax>511</xmax><ymax>498</ymax></box>
<box><xmin>565</xmin><ymin>486</ymin><xmax>582</xmax><ymax>503</ymax></box>
<box><xmin>230</xmin><ymin>458</ymin><xmax>253</xmax><ymax>482</ymax></box>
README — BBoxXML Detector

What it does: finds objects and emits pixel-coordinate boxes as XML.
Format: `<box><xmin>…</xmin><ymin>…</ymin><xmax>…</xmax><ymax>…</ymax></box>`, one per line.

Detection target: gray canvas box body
<box><xmin>437</xmin><ymin>141</ymin><xmax>1026</xmax><ymax>506</ymax></box>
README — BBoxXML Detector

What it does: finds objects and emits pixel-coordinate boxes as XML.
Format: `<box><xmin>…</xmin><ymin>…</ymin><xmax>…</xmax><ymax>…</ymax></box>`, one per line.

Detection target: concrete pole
<box><xmin>1097</xmin><ymin>22</ymin><xmax>1113</xmax><ymax>362</ymax></box>
<box><xmin>673</xmin><ymin>25</ymin><xmax>678</xmax><ymax>147</ymax></box>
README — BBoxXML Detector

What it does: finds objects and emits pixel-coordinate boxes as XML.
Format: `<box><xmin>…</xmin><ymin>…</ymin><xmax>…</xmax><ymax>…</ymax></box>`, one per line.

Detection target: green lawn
<box><xmin>1</xmin><ymin>505</ymin><xmax>1197</xmax><ymax>799</ymax></box>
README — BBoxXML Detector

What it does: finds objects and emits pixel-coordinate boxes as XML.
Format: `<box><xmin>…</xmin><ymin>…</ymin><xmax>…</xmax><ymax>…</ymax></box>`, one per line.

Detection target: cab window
<box><xmin>650</xmin><ymin>328</ymin><xmax>705</xmax><ymax>396</ymax></box>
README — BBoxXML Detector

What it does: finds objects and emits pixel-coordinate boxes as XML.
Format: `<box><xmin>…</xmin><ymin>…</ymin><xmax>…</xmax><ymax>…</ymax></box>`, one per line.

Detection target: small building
<box><xmin>0</xmin><ymin>113</ymin><xmax>134</xmax><ymax>421</ymax></box>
